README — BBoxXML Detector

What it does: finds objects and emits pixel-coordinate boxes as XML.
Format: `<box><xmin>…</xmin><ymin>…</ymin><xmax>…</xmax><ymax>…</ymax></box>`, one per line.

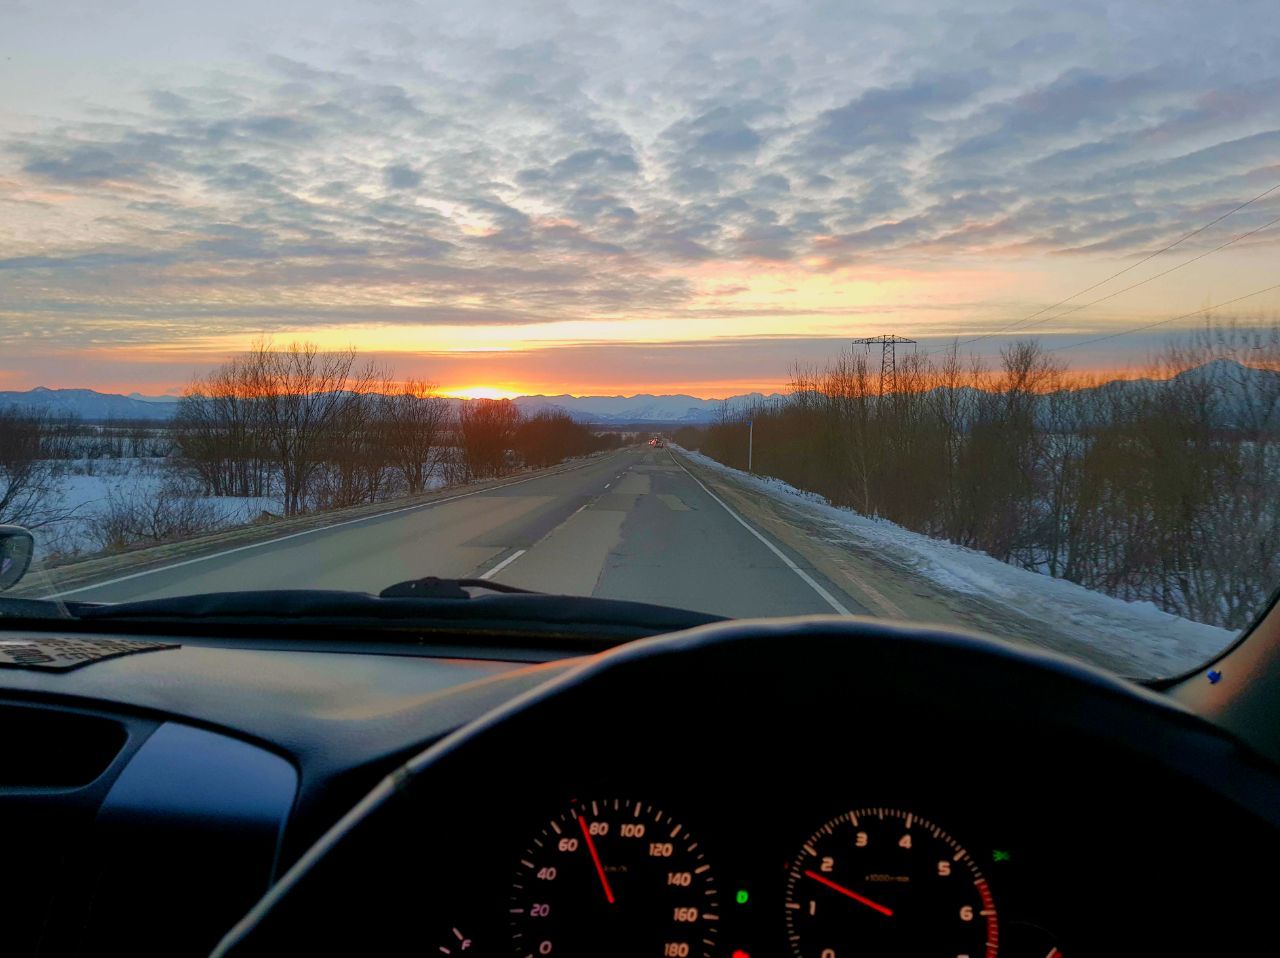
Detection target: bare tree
<box><xmin>243</xmin><ymin>341</ymin><xmax>380</xmax><ymax>515</ymax></box>
<box><xmin>174</xmin><ymin>356</ymin><xmax>273</xmax><ymax>498</ymax></box>
<box><xmin>381</xmin><ymin>380</ymin><xmax>452</xmax><ymax>494</ymax></box>
<box><xmin>0</xmin><ymin>408</ymin><xmax>71</xmax><ymax>527</ymax></box>
<box><xmin>311</xmin><ymin>389</ymin><xmax>395</xmax><ymax>510</ymax></box>
<box><xmin>457</xmin><ymin>399</ymin><xmax>521</xmax><ymax>479</ymax></box>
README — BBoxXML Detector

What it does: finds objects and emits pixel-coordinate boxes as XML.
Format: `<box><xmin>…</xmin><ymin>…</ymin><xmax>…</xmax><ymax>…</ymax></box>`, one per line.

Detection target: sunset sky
<box><xmin>2</xmin><ymin>0</ymin><xmax>1278</xmax><ymax>398</ymax></box>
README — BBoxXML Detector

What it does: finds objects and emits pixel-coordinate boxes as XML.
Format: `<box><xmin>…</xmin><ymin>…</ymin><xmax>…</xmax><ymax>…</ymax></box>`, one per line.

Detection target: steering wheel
<box><xmin>212</xmin><ymin>617</ymin><xmax>1273</xmax><ymax>957</ymax></box>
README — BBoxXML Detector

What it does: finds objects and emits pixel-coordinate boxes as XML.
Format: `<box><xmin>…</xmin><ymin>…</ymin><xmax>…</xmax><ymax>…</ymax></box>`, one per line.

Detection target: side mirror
<box><xmin>0</xmin><ymin>525</ymin><xmax>34</xmax><ymax>592</ymax></box>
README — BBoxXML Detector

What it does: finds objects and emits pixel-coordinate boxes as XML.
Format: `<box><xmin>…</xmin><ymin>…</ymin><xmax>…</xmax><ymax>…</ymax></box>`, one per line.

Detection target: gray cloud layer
<box><xmin>2</xmin><ymin>0</ymin><xmax>1279</xmax><ymax>350</ymax></box>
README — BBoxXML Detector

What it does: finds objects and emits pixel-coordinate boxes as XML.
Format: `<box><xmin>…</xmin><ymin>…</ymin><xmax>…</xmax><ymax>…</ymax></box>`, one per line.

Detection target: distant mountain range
<box><xmin>0</xmin><ymin>385</ymin><xmax>776</xmax><ymax>424</ymax></box>
<box><xmin>0</xmin><ymin>386</ymin><xmax>181</xmax><ymax>421</ymax></box>
<box><xmin>1</xmin><ymin>361</ymin><xmax>1274</xmax><ymax>426</ymax></box>
<box><xmin>1067</xmin><ymin>357</ymin><xmax>1279</xmax><ymax>429</ymax></box>
<box><xmin>510</xmin><ymin>393</ymin><xmax>779</xmax><ymax>423</ymax></box>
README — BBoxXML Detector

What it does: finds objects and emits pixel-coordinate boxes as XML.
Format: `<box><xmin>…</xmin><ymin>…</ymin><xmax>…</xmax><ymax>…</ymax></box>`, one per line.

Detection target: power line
<box><xmin>961</xmin><ymin>210</ymin><xmax>1280</xmax><ymax>340</ymax></box>
<box><xmin>933</xmin><ymin>179</ymin><xmax>1280</xmax><ymax>353</ymax></box>
<box><xmin>1047</xmin><ymin>282</ymin><xmax>1280</xmax><ymax>354</ymax></box>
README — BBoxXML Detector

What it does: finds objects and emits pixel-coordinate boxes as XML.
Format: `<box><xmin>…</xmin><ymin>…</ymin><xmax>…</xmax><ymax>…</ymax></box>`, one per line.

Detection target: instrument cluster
<box><xmin>482</xmin><ymin>794</ymin><xmax>1063</xmax><ymax>958</ymax></box>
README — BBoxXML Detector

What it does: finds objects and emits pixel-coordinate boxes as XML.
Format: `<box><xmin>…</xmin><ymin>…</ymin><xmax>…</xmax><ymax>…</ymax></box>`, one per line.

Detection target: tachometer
<box><xmin>510</xmin><ymin>798</ymin><xmax>719</xmax><ymax>958</ymax></box>
<box><xmin>785</xmin><ymin>807</ymin><xmax>998</xmax><ymax>957</ymax></box>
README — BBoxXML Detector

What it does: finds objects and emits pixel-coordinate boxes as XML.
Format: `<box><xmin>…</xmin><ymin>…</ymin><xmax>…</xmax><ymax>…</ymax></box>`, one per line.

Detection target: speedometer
<box><xmin>510</xmin><ymin>798</ymin><xmax>720</xmax><ymax>958</ymax></box>
<box><xmin>785</xmin><ymin>807</ymin><xmax>998</xmax><ymax>957</ymax></box>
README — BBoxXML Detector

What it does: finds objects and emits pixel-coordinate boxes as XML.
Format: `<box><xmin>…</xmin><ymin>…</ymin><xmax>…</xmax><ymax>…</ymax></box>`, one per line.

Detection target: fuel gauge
<box><xmin>436</xmin><ymin>925</ymin><xmax>475</xmax><ymax>955</ymax></box>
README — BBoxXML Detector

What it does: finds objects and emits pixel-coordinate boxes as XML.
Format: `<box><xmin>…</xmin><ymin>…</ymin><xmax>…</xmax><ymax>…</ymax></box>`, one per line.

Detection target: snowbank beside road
<box><xmin>680</xmin><ymin>449</ymin><xmax>1235</xmax><ymax>676</ymax></box>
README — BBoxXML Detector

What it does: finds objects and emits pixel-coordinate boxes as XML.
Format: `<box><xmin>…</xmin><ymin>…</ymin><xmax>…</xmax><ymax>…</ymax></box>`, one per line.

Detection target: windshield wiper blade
<box><xmin>378</xmin><ymin>576</ymin><xmax>535</xmax><ymax>598</ymax></box>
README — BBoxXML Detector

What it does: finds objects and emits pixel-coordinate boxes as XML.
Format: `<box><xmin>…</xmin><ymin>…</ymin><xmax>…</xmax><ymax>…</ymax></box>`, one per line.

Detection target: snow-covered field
<box><xmin>28</xmin><ymin>456</ymin><xmax>455</xmax><ymax>560</ymax></box>
<box><xmin>32</xmin><ymin>458</ymin><xmax>279</xmax><ymax>558</ymax></box>
<box><xmin>681</xmin><ymin>449</ymin><xmax>1237</xmax><ymax>676</ymax></box>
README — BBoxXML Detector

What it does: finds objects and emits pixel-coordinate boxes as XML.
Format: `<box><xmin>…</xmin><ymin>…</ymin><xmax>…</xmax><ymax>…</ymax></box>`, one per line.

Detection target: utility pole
<box><xmin>851</xmin><ymin>334</ymin><xmax>918</xmax><ymax>396</ymax></box>
<box><xmin>747</xmin><ymin>419</ymin><xmax>753</xmax><ymax>473</ymax></box>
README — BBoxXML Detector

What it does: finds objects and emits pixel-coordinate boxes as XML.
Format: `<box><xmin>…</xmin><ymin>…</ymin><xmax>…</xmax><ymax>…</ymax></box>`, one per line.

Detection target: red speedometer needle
<box><xmin>578</xmin><ymin>815</ymin><xmax>615</xmax><ymax>904</ymax></box>
<box><xmin>803</xmin><ymin>869</ymin><xmax>894</xmax><ymax>917</ymax></box>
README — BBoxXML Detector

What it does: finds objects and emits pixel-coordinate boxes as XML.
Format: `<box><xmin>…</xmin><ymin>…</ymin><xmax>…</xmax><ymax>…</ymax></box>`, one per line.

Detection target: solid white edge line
<box><xmin>479</xmin><ymin>549</ymin><xmax>526</xmax><ymax>581</ymax></box>
<box><xmin>44</xmin><ymin>453</ymin><xmax>622</xmax><ymax>599</ymax></box>
<box><xmin>668</xmin><ymin>451</ymin><xmax>852</xmax><ymax>616</ymax></box>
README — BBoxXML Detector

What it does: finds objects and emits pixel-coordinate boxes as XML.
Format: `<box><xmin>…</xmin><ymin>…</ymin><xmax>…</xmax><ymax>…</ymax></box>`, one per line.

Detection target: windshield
<box><xmin>2</xmin><ymin>0</ymin><xmax>1277</xmax><ymax>679</ymax></box>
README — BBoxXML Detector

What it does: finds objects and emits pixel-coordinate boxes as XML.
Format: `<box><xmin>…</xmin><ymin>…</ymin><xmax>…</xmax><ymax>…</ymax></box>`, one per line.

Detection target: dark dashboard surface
<box><xmin>1</xmin><ymin>619</ymin><xmax>1278</xmax><ymax>958</ymax></box>
<box><xmin>0</xmin><ymin>635</ymin><xmax>554</xmax><ymax>752</ymax></box>
<box><xmin>0</xmin><ymin>633</ymin><xmax>571</xmax><ymax>957</ymax></box>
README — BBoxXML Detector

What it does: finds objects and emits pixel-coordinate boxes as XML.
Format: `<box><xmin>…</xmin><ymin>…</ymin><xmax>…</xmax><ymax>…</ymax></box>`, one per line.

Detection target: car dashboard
<box><xmin>377</xmin><ymin>727</ymin><xmax>1277</xmax><ymax>958</ymax></box>
<box><xmin>0</xmin><ymin>618</ymin><xmax>1277</xmax><ymax>958</ymax></box>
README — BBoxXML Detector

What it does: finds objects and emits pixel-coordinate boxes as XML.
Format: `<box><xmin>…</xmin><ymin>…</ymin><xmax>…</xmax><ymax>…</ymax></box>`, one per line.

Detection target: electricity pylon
<box><xmin>851</xmin><ymin>334</ymin><xmax>918</xmax><ymax>396</ymax></box>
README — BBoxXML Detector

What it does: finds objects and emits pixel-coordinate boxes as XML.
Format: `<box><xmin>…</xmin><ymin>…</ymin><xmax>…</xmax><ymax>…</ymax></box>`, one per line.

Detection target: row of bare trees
<box><xmin>456</xmin><ymin>405</ymin><xmax>623</xmax><ymax>478</ymax></box>
<box><xmin>173</xmin><ymin>343</ymin><xmax>452</xmax><ymax>515</ymax></box>
<box><xmin>690</xmin><ymin>322</ymin><xmax>1280</xmax><ymax>629</ymax></box>
<box><xmin>173</xmin><ymin>341</ymin><xmax>619</xmax><ymax>517</ymax></box>
<box><xmin>515</xmin><ymin>410</ymin><xmax>617</xmax><ymax>469</ymax></box>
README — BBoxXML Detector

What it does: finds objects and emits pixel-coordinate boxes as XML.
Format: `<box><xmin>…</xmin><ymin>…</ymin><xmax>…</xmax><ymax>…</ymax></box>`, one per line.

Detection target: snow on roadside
<box><xmin>31</xmin><ymin>458</ymin><xmax>281</xmax><ymax>557</ymax></box>
<box><xmin>30</xmin><ymin>457</ymin><xmax>453</xmax><ymax>559</ymax></box>
<box><xmin>680</xmin><ymin>448</ymin><xmax>1236</xmax><ymax>676</ymax></box>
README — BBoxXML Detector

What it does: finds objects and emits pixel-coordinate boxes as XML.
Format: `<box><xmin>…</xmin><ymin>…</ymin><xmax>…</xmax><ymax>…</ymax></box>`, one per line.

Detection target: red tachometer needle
<box><xmin>578</xmin><ymin>815</ymin><xmax>615</xmax><ymax>904</ymax></box>
<box><xmin>803</xmin><ymin>869</ymin><xmax>894</xmax><ymax>917</ymax></box>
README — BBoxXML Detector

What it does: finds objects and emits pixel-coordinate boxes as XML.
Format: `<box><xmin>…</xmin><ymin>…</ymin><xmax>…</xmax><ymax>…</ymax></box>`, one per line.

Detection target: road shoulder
<box><xmin>672</xmin><ymin>448</ymin><xmax>1145</xmax><ymax>672</ymax></box>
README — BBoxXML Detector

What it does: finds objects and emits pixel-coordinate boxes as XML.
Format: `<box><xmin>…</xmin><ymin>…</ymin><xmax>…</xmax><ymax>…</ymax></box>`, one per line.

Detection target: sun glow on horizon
<box><xmin>443</xmin><ymin>385</ymin><xmax>523</xmax><ymax>400</ymax></box>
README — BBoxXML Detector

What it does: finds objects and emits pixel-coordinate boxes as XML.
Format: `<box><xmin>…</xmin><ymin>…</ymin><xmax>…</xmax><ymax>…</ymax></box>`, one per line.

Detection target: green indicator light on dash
<box><xmin>992</xmin><ymin>850</ymin><xmax>1012</xmax><ymax>863</ymax></box>
<box><xmin>735</xmin><ymin>890</ymin><xmax>750</xmax><ymax>905</ymax></box>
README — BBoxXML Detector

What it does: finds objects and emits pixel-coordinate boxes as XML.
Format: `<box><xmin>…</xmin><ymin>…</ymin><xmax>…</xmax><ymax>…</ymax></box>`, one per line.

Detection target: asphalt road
<box><xmin>57</xmin><ymin>447</ymin><xmax>862</xmax><ymax>618</ymax></box>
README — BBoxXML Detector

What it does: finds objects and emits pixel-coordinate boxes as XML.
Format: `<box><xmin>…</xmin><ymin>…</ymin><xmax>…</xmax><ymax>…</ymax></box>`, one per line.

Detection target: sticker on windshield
<box><xmin>0</xmin><ymin>638</ymin><xmax>179</xmax><ymax>672</ymax></box>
